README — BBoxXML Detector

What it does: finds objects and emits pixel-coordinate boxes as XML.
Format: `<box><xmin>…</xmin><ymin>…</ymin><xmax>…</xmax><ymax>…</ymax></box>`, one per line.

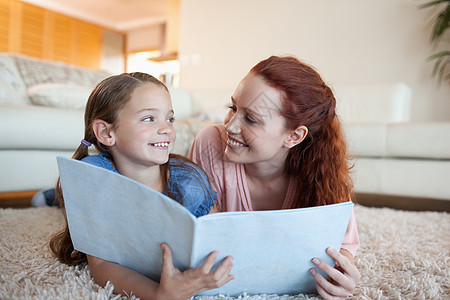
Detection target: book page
<box><xmin>58</xmin><ymin>157</ymin><xmax>353</xmax><ymax>296</ymax></box>
<box><xmin>57</xmin><ymin>157</ymin><xmax>196</xmax><ymax>280</ymax></box>
<box><xmin>192</xmin><ymin>202</ymin><xmax>354</xmax><ymax>296</ymax></box>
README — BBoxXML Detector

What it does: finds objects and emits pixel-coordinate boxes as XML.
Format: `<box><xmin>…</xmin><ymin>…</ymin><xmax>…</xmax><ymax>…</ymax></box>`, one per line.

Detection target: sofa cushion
<box><xmin>0</xmin><ymin>54</ymin><xmax>30</xmax><ymax>105</ymax></box>
<box><xmin>334</xmin><ymin>83</ymin><xmax>411</xmax><ymax>124</ymax></box>
<box><xmin>0</xmin><ymin>150</ymin><xmax>74</xmax><ymax>192</ymax></box>
<box><xmin>27</xmin><ymin>83</ymin><xmax>91</xmax><ymax>110</ymax></box>
<box><xmin>12</xmin><ymin>54</ymin><xmax>110</xmax><ymax>89</ymax></box>
<box><xmin>343</xmin><ymin>123</ymin><xmax>388</xmax><ymax>157</ymax></box>
<box><xmin>352</xmin><ymin>157</ymin><xmax>450</xmax><ymax>200</ymax></box>
<box><xmin>344</xmin><ymin>122</ymin><xmax>450</xmax><ymax>160</ymax></box>
<box><xmin>0</xmin><ymin>104</ymin><xmax>84</xmax><ymax>150</ymax></box>
<box><xmin>387</xmin><ymin>122</ymin><xmax>450</xmax><ymax>159</ymax></box>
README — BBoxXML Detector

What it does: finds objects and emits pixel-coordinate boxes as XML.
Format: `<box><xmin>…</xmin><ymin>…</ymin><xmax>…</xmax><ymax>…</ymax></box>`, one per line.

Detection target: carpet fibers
<box><xmin>1</xmin><ymin>205</ymin><xmax>449</xmax><ymax>300</ymax></box>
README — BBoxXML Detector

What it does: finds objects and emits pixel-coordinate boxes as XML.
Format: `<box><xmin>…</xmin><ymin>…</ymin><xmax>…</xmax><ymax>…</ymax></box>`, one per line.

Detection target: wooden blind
<box><xmin>75</xmin><ymin>21</ymin><xmax>103</xmax><ymax>68</ymax></box>
<box><xmin>0</xmin><ymin>0</ymin><xmax>11</xmax><ymax>52</ymax></box>
<box><xmin>0</xmin><ymin>0</ymin><xmax>103</xmax><ymax>69</ymax></box>
<box><xmin>20</xmin><ymin>3</ymin><xmax>45</xmax><ymax>58</ymax></box>
<box><xmin>50</xmin><ymin>11</ymin><xmax>75</xmax><ymax>63</ymax></box>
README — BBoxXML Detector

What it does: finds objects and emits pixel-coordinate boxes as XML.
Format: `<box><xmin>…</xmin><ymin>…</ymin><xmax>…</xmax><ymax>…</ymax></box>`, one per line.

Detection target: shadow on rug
<box><xmin>0</xmin><ymin>204</ymin><xmax>449</xmax><ymax>299</ymax></box>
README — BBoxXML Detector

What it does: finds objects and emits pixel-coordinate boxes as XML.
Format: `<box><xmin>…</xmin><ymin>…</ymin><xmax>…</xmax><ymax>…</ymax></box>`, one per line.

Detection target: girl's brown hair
<box><xmin>50</xmin><ymin>72</ymin><xmax>212</xmax><ymax>265</ymax></box>
<box><xmin>251</xmin><ymin>56</ymin><xmax>353</xmax><ymax>208</ymax></box>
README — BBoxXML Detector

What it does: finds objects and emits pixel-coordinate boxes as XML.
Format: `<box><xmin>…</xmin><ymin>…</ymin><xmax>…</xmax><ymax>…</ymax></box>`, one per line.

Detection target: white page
<box><xmin>58</xmin><ymin>157</ymin><xmax>354</xmax><ymax>296</ymax></box>
<box><xmin>193</xmin><ymin>204</ymin><xmax>353</xmax><ymax>295</ymax></box>
<box><xmin>58</xmin><ymin>156</ymin><xmax>195</xmax><ymax>280</ymax></box>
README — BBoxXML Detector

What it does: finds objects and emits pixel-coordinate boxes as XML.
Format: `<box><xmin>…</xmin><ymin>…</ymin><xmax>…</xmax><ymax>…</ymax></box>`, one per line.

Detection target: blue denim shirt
<box><xmin>81</xmin><ymin>153</ymin><xmax>216</xmax><ymax>217</ymax></box>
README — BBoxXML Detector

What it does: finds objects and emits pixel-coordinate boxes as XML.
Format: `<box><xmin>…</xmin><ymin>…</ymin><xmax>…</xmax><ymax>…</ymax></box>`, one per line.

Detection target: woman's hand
<box><xmin>156</xmin><ymin>243</ymin><xmax>234</xmax><ymax>300</ymax></box>
<box><xmin>309</xmin><ymin>247</ymin><xmax>360</xmax><ymax>300</ymax></box>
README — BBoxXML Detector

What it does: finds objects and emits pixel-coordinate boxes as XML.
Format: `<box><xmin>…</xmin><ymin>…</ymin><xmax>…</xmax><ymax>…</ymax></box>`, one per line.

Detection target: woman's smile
<box><xmin>227</xmin><ymin>136</ymin><xmax>248</xmax><ymax>148</ymax></box>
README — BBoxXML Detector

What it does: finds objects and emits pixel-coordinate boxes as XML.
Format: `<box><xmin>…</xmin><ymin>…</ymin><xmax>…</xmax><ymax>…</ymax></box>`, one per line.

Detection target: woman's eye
<box><xmin>143</xmin><ymin>116</ymin><xmax>154</xmax><ymax>122</ymax></box>
<box><xmin>245</xmin><ymin>115</ymin><xmax>258</xmax><ymax>124</ymax></box>
<box><xmin>228</xmin><ymin>105</ymin><xmax>237</xmax><ymax>112</ymax></box>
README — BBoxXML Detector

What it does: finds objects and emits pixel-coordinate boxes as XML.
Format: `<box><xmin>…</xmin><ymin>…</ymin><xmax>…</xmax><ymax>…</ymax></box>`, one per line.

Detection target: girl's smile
<box><xmin>150</xmin><ymin>141</ymin><xmax>171</xmax><ymax>149</ymax></box>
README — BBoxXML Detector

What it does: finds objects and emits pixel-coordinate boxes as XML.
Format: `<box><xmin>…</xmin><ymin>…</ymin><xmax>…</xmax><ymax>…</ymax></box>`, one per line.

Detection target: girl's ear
<box><xmin>92</xmin><ymin>119</ymin><xmax>115</xmax><ymax>146</ymax></box>
<box><xmin>284</xmin><ymin>125</ymin><xmax>308</xmax><ymax>149</ymax></box>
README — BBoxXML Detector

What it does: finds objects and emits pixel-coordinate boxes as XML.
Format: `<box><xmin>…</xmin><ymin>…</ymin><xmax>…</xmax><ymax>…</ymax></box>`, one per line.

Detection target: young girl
<box><xmin>189</xmin><ymin>56</ymin><xmax>361</xmax><ymax>299</ymax></box>
<box><xmin>50</xmin><ymin>72</ymin><xmax>234</xmax><ymax>300</ymax></box>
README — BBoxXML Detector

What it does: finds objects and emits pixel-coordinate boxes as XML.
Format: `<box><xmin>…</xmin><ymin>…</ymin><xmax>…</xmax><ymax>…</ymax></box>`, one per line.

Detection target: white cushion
<box><xmin>335</xmin><ymin>82</ymin><xmax>411</xmax><ymax>124</ymax></box>
<box><xmin>0</xmin><ymin>150</ymin><xmax>73</xmax><ymax>192</ymax></box>
<box><xmin>343</xmin><ymin>123</ymin><xmax>388</xmax><ymax>157</ymax></box>
<box><xmin>0</xmin><ymin>54</ymin><xmax>30</xmax><ymax>105</ymax></box>
<box><xmin>387</xmin><ymin>122</ymin><xmax>450</xmax><ymax>159</ymax></box>
<box><xmin>352</xmin><ymin>157</ymin><xmax>450</xmax><ymax>200</ymax></box>
<box><xmin>27</xmin><ymin>83</ymin><xmax>91</xmax><ymax>110</ymax></box>
<box><xmin>0</xmin><ymin>104</ymin><xmax>84</xmax><ymax>150</ymax></box>
<box><xmin>344</xmin><ymin>122</ymin><xmax>450</xmax><ymax>159</ymax></box>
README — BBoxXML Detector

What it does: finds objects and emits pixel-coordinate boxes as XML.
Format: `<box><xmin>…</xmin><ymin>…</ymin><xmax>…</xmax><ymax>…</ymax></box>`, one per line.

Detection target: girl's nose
<box><xmin>158</xmin><ymin>122</ymin><xmax>173</xmax><ymax>135</ymax></box>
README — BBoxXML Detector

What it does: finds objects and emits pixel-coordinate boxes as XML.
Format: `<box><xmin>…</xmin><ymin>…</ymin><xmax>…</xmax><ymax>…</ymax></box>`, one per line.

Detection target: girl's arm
<box><xmin>88</xmin><ymin>243</ymin><xmax>234</xmax><ymax>300</ymax></box>
<box><xmin>309</xmin><ymin>247</ymin><xmax>361</xmax><ymax>300</ymax></box>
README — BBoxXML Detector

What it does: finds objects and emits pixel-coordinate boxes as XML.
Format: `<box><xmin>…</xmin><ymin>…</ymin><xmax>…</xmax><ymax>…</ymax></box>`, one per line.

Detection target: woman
<box><xmin>189</xmin><ymin>56</ymin><xmax>361</xmax><ymax>299</ymax></box>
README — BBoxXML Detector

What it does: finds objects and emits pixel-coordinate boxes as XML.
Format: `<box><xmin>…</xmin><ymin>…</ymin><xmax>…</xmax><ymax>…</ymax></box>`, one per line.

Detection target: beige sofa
<box><xmin>1</xmin><ymin>53</ymin><xmax>449</xmax><ymax>206</ymax></box>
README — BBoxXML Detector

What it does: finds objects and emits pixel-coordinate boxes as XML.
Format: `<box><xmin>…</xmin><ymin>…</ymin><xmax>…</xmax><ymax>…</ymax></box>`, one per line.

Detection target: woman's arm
<box><xmin>309</xmin><ymin>247</ymin><xmax>361</xmax><ymax>300</ymax></box>
<box><xmin>87</xmin><ymin>243</ymin><xmax>234</xmax><ymax>300</ymax></box>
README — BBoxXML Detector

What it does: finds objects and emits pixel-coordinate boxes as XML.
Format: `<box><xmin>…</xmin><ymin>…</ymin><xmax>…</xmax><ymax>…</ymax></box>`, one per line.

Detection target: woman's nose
<box><xmin>224</xmin><ymin>113</ymin><xmax>241</xmax><ymax>134</ymax></box>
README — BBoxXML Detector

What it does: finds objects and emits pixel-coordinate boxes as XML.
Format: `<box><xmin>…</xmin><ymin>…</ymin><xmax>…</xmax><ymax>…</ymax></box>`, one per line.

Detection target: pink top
<box><xmin>189</xmin><ymin>124</ymin><xmax>359</xmax><ymax>256</ymax></box>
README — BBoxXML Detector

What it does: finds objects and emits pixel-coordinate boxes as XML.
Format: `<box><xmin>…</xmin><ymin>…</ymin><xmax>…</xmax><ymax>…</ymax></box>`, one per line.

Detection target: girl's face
<box><xmin>224</xmin><ymin>73</ymin><xmax>293</xmax><ymax>165</ymax></box>
<box><xmin>110</xmin><ymin>83</ymin><xmax>175</xmax><ymax>169</ymax></box>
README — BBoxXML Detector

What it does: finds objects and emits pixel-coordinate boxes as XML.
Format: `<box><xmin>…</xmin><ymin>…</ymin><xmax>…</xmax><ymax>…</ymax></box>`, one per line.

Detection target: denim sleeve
<box><xmin>169</xmin><ymin>160</ymin><xmax>217</xmax><ymax>218</ymax></box>
<box><xmin>191</xmin><ymin>178</ymin><xmax>217</xmax><ymax>217</ymax></box>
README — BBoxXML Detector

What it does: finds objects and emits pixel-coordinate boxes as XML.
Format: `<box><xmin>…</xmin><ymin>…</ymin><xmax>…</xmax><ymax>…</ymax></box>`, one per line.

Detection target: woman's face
<box><xmin>224</xmin><ymin>73</ymin><xmax>293</xmax><ymax>165</ymax></box>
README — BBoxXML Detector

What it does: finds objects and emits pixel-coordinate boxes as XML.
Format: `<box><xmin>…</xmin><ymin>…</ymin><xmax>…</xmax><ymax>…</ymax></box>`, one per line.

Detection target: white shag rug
<box><xmin>1</xmin><ymin>205</ymin><xmax>449</xmax><ymax>300</ymax></box>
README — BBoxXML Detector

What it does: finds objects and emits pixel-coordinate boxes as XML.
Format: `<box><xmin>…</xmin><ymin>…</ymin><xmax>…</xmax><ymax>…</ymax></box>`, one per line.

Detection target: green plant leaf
<box><xmin>419</xmin><ymin>0</ymin><xmax>449</xmax><ymax>9</ymax></box>
<box><xmin>431</xmin><ymin>6</ymin><xmax>450</xmax><ymax>42</ymax></box>
<box><xmin>421</xmin><ymin>0</ymin><xmax>450</xmax><ymax>85</ymax></box>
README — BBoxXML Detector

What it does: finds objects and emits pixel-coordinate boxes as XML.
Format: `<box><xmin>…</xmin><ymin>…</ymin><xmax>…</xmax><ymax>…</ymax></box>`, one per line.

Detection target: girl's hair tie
<box><xmin>81</xmin><ymin>139</ymin><xmax>92</xmax><ymax>147</ymax></box>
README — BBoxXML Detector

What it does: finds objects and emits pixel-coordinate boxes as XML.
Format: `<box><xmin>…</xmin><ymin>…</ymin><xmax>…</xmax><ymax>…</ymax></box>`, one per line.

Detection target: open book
<box><xmin>57</xmin><ymin>156</ymin><xmax>354</xmax><ymax>296</ymax></box>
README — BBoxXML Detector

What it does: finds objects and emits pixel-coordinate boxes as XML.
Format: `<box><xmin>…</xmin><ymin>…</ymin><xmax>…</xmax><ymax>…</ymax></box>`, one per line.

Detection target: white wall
<box><xmin>178</xmin><ymin>0</ymin><xmax>450</xmax><ymax>121</ymax></box>
<box><xmin>126</xmin><ymin>25</ymin><xmax>164</xmax><ymax>53</ymax></box>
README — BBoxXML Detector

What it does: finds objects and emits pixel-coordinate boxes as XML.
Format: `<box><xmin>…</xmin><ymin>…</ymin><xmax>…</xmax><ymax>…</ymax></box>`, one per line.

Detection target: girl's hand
<box><xmin>157</xmin><ymin>243</ymin><xmax>234</xmax><ymax>300</ymax></box>
<box><xmin>309</xmin><ymin>247</ymin><xmax>360</xmax><ymax>300</ymax></box>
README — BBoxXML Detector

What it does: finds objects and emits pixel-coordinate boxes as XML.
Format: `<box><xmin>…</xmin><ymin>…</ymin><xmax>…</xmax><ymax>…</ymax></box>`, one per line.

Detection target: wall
<box><xmin>126</xmin><ymin>25</ymin><xmax>163</xmax><ymax>53</ymax></box>
<box><xmin>178</xmin><ymin>0</ymin><xmax>450</xmax><ymax>121</ymax></box>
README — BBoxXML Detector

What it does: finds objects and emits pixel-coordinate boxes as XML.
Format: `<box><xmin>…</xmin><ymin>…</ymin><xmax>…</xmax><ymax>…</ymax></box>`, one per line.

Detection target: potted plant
<box><xmin>420</xmin><ymin>0</ymin><xmax>450</xmax><ymax>84</ymax></box>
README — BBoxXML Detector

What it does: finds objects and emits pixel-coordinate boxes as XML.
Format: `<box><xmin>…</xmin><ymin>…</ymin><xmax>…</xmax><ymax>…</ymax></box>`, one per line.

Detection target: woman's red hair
<box><xmin>251</xmin><ymin>56</ymin><xmax>353</xmax><ymax>208</ymax></box>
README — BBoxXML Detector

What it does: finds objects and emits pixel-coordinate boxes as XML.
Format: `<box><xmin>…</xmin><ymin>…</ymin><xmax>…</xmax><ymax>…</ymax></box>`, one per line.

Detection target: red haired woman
<box><xmin>190</xmin><ymin>56</ymin><xmax>360</xmax><ymax>299</ymax></box>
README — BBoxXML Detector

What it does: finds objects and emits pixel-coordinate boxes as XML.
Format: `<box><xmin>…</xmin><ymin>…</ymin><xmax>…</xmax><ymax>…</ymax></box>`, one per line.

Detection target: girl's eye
<box><xmin>168</xmin><ymin>117</ymin><xmax>175</xmax><ymax>123</ymax></box>
<box><xmin>143</xmin><ymin>116</ymin><xmax>154</xmax><ymax>122</ymax></box>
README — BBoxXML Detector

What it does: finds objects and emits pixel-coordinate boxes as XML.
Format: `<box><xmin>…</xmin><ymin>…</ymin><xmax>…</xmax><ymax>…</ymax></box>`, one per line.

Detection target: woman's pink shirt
<box><xmin>189</xmin><ymin>124</ymin><xmax>360</xmax><ymax>256</ymax></box>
